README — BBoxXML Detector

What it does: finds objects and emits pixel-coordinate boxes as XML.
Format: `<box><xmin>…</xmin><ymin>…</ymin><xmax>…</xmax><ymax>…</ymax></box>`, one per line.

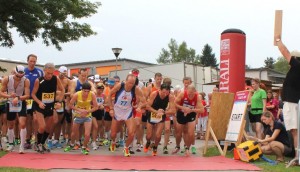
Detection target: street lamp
<box><xmin>112</xmin><ymin>48</ymin><xmax>122</xmax><ymax>76</ymax></box>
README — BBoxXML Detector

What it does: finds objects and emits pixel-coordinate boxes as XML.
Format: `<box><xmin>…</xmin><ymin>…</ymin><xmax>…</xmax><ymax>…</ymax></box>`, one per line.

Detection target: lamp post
<box><xmin>112</xmin><ymin>48</ymin><xmax>122</xmax><ymax>76</ymax></box>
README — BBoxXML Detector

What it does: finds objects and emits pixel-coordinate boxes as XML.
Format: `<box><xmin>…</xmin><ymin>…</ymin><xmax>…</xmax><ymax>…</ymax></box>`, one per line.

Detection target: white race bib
<box><xmin>9</xmin><ymin>101</ymin><xmax>22</xmax><ymax>112</ymax></box>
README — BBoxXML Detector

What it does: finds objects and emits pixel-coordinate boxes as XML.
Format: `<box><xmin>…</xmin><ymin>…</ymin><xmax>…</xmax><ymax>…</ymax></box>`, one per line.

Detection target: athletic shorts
<box><xmin>249</xmin><ymin>112</ymin><xmax>262</xmax><ymax>123</ymax></box>
<box><xmin>133</xmin><ymin>109</ymin><xmax>142</xmax><ymax>118</ymax></box>
<box><xmin>92</xmin><ymin>109</ymin><xmax>104</xmax><ymax>120</ymax></box>
<box><xmin>142</xmin><ymin>112</ymin><xmax>148</xmax><ymax>122</ymax></box>
<box><xmin>104</xmin><ymin>111</ymin><xmax>112</xmax><ymax>121</ymax></box>
<box><xmin>283</xmin><ymin>102</ymin><xmax>298</xmax><ymax>130</ymax></box>
<box><xmin>6</xmin><ymin>101</ymin><xmax>27</xmax><ymax>121</ymax></box>
<box><xmin>64</xmin><ymin>110</ymin><xmax>72</xmax><ymax>124</ymax></box>
<box><xmin>284</xmin><ymin>144</ymin><xmax>295</xmax><ymax>158</ymax></box>
<box><xmin>26</xmin><ymin>99</ymin><xmax>35</xmax><ymax>116</ymax></box>
<box><xmin>0</xmin><ymin>103</ymin><xmax>6</xmax><ymax>114</ymax></box>
<box><xmin>34</xmin><ymin>103</ymin><xmax>54</xmax><ymax>117</ymax></box>
<box><xmin>176</xmin><ymin>111</ymin><xmax>197</xmax><ymax>125</ymax></box>
<box><xmin>74</xmin><ymin>117</ymin><xmax>92</xmax><ymax>124</ymax></box>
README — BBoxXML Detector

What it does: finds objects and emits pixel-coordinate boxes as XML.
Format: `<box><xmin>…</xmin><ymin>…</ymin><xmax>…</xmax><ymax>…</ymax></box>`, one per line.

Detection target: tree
<box><xmin>264</xmin><ymin>57</ymin><xmax>275</xmax><ymax>69</ymax></box>
<box><xmin>274</xmin><ymin>57</ymin><xmax>289</xmax><ymax>74</ymax></box>
<box><xmin>157</xmin><ymin>38</ymin><xmax>200</xmax><ymax>64</ymax></box>
<box><xmin>200</xmin><ymin>44</ymin><xmax>218</xmax><ymax>67</ymax></box>
<box><xmin>0</xmin><ymin>0</ymin><xmax>101</xmax><ymax>50</ymax></box>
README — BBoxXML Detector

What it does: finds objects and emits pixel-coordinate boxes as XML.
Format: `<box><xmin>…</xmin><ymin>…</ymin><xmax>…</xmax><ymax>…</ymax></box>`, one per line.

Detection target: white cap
<box><xmin>58</xmin><ymin>66</ymin><xmax>67</xmax><ymax>73</ymax></box>
<box><xmin>174</xmin><ymin>85</ymin><xmax>181</xmax><ymax>91</ymax></box>
<box><xmin>94</xmin><ymin>74</ymin><xmax>100</xmax><ymax>82</ymax></box>
<box><xmin>15</xmin><ymin>65</ymin><xmax>25</xmax><ymax>73</ymax></box>
<box><xmin>88</xmin><ymin>76</ymin><xmax>94</xmax><ymax>80</ymax></box>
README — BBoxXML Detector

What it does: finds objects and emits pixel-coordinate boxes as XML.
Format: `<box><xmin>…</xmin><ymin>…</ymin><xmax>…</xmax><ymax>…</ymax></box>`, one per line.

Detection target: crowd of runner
<box><xmin>0</xmin><ymin>54</ymin><xmax>207</xmax><ymax>157</ymax></box>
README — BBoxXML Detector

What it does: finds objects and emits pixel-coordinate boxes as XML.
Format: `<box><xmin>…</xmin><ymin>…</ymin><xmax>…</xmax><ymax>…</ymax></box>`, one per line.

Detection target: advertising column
<box><xmin>219</xmin><ymin>29</ymin><xmax>246</xmax><ymax>93</ymax></box>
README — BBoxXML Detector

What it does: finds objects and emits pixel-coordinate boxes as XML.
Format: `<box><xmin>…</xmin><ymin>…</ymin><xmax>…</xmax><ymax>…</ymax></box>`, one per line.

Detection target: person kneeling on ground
<box><xmin>249</xmin><ymin>111</ymin><xmax>295</xmax><ymax>163</ymax></box>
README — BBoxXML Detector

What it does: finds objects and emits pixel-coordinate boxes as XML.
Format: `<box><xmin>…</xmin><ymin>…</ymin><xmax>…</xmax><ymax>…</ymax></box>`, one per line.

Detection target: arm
<box><xmin>31</xmin><ymin>78</ymin><xmax>44</xmax><ymax>109</ymax></box>
<box><xmin>21</xmin><ymin>79</ymin><xmax>30</xmax><ymax>101</ymax></box>
<box><xmin>56</xmin><ymin>77</ymin><xmax>65</xmax><ymax>102</ymax></box>
<box><xmin>69</xmin><ymin>93</ymin><xmax>78</xmax><ymax>111</ymax></box>
<box><xmin>165</xmin><ymin>94</ymin><xmax>176</xmax><ymax>116</ymax></box>
<box><xmin>89</xmin><ymin>93</ymin><xmax>99</xmax><ymax>113</ymax></box>
<box><xmin>146</xmin><ymin>91</ymin><xmax>158</xmax><ymax>113</ymax></box>
<box><xmin>262</xmin><ymin>98</ymin><xmax>267</xmax><ymax>112</ymax></box>
<box><xmin>276</xmin><ymin>36</ymin><xmax>292</xmax><ymax>62</ymax></box>
<box><xmin>88</xmin><ymin>81</ymin><xmax>96</xmax><ymax>93</ymax></box>
<box><xmin>65</xmin><ymin>79</ymin><xmax>72</xmax><ymax>97</ymax></box>
<box><xmin>69</xmin><ymin>80</ymin><xmax>76</xmax><ymax>98</ymax></box>
<box><xmin>107</xmin><ymin>83</ymin><xmax>121</xmax><ymax>109</ymax></box>
<box><xmin>0</xmin><ymin>77</ymin><xmax>12</xmax><ymax>98</ymax></box>
<box><xmin>258</xmin><ymin>129</ymin><xmax>281</xmax><ymax>143</ymax></box>
<box><xmin>135</xmin><ymin>87</ymin><xmax>147</xmax><ymax>110</ymax></box>
<box><xmin>174</xmin><ymin>92</ymin><xmax>185</xmax><ymax>110</ymax></box>
<box><xmin>193</xmin><ymin>95</ymin><xmax>204</xmax><ymax>114</ymax></box>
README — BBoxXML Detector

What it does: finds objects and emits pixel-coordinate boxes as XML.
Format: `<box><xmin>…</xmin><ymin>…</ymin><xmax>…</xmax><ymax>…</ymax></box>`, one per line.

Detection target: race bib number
<box><xmin>9</xmin><ymin>101</ymin><xmax>22</xmax><ymax>112</ymax></box>
<box><xmin>150</xmin><ymin>112</ymin><xmax>162</xmax><ymax>123</ymax></box>
<box><xmin>42</xmin><ymin>93</ymin><xmax>55</xmax><ymax>103</ymax></box>
<box><xmin>96</xmin><ymin>97</ymin><xmax>104</xmax><ymax>105</ymax></box>
<box><xmin>26</xmin><ymin>99</ymin><xmax>33</xmax><ymax>110</ymax></box>
<box><xmin>56</xmin><ymin>102</ymin><xmax>64</xmax><ymax>113</ymax></box>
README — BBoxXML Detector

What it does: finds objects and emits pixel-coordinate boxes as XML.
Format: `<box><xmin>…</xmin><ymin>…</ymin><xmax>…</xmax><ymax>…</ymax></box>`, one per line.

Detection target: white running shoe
<box><xmin>6</xmin><ymin>144</ymin><xmax>14</xmax><ymax>152</ymax></box>
<box><xmin>19</xmin><ymin>144</ymin><xmax>25</xmax><ymax>154</ymax></box>
<box><xmin>92</xmin><ymin>141</ymin><xmax>98</xmax><ymax>150</ymax></box>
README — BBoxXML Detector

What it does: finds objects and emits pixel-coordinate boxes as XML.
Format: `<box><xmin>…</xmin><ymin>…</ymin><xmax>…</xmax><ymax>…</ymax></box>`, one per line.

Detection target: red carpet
<box><xmin>0</xmin><ymin>152</ymin><xmax>260</xmax><ymax>171</ymax></box>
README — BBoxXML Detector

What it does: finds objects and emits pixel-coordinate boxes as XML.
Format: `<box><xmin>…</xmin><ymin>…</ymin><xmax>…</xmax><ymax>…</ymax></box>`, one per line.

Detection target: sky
<box><xmin>1</xmin><ymin>0</ymin><xmax>300</xmax><ymax>68</ymax></box>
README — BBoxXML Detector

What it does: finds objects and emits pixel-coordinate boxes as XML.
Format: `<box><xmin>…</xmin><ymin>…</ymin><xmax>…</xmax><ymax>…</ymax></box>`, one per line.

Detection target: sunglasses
<box><xmin>17</xmin><ymin>71</ymin><xmax>25</xmax><ymax>75</ymax></box>
<box><xmin>97</xmin><ymin>87</ymin><xmax>104</xmax><ymax>89</ymax></box>
<box><xmin>161</xmin><ymin>83</ymin><xmax>171</xmax><ymax>90</ymax></box>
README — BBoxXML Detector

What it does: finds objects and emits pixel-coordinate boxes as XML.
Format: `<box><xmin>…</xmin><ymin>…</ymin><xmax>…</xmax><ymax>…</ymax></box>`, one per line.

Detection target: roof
<box><xmin>246</xmin><ymin>67</ymin><xmax>286</xmax><ymax>75</ymax></box>
<box><xmin>57</xmin><ymin>58</ymin><xmax>155</xmax><ymax>67</ymax></box>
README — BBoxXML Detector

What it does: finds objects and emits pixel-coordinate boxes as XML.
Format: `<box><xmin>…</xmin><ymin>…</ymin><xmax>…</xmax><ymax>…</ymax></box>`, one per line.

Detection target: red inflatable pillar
<box><xmin>219</xmin><ymin>29</ymin><xmax>246</xmax><ymax>93</ymax></box>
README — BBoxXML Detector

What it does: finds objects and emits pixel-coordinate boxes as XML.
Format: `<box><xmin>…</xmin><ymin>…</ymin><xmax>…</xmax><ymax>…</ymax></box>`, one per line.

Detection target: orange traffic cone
<box><xmin>233</xmin><ymin>148</ymin><xmax>240</xmax><ymax>160</ymax></box>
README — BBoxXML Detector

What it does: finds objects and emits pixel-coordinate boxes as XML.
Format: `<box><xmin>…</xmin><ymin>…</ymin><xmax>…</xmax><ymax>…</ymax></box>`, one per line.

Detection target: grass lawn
<box><xmin>0</xmin><ymin>151</ymin><xmax>45</xmax><ymax>172</ymax></box>
<box><xmin>204</xmin><ymin>146</ymin><xmax>299</xmax><ymax>172</ymax></box>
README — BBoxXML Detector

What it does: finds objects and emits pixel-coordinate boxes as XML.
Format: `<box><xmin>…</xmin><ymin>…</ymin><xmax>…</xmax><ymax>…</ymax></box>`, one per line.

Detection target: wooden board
<box><xmin>274</xmin><ymin>10</ymin><xmax>283</xmax><ymax>46</ymax></box>
<box><xmin>208</xmin><ymin>92</ymin><xmax>235</xmax><ymax>140</ymax></box>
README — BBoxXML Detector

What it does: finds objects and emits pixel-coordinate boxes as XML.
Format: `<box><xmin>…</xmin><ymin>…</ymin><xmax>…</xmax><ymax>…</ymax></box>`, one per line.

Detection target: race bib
<box><xmin>72</xmin><ymin>106</ymin><xmax>88</xmax><ymax>116</ymax></box>
<box><xmin>9</xmin><ymin>101</ymin><xmax>22</xmax><ymax>112</ymax></box>
<box><xmin>96</xmin><ymin>97</ymin><xmax>104</xmax><ymax>105</ymax></box>
<box><xmin>56</xmin><ymin>102</ymin><xmax>64</xmax><ymax>113</ymax></box>
<box><xmin>26</xmin><ymin>99</ymin><xmax>33</xmax><ymax>110</ymax></box>
<box><xmin>150</xmin><ymin>112</ymin><xmax>163</xmax><ymax>123</ymax></box>
<box><xmin>42</xmin><ymin>93</ymin><xmax>55</xmax><ymax>103</ymax></box>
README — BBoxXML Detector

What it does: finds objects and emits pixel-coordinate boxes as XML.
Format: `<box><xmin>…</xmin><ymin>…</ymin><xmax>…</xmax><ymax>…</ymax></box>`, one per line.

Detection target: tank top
<box><xmin>7</xmin><ymin>75</ymin><xmax>26</xmax><ymax>96</ymax></box>
<box><xmin>180</xmin><ymin>90</ymin><xmax>198</xmax><ymax>110</ymax></box>
<box><xmin>24</xmin><ymin>67</ymin><xmax>43</xmax><ymax>96</ymax></box>
<box><xmin>152</xmin><ymin>91</ymin><xmax>169</xmax><ymax>110</ymax></box>
<box><xmin>36</xmin><ymin>76</ymin><xmax>57</xmax><ymax>106</ymax></box>
<box><xmin>114</xmin><ymin>83</ymin><xmax>135</xmax><ymax>116</ymax></box>
<box><xmin>74</xmin><ymin>91</ymin><xmax>92</xmax><ymax>117</ymax></box>
<box><xmin>75</xmin><ymin>79</ymin><xmax>88</xmax><ymax>92</ymax></box>
<box><xmin>96</xmin><ymin>93</ymin><xmax>105</xmax><ymax>106</ymax></box>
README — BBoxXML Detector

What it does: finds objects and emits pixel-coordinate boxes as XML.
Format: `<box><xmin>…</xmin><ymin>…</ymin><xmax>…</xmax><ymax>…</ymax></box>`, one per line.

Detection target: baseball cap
<box><xmin>58</xmin><ymin>66</ymin><xmax>67</xmax><ymax>73</ymax></box>
<box><xmin>94</xmin><ymin>74</ymin><xmax>100</xmax><ymax>82</ymax></box>
<box><xmin>130</xmin><ymin>68</ymin><xmax>139</xmax><ymax>77</ymax></box>
<box><xmin>107</xmin><ymin>79</ymin><xmax>115</xmax><ymax>86</ymax></box>
<box><xmin>96</xmin><ymin>83</ymin><xmax>105</xmax><ymax>89</ymax></box>
<box><xmin>15</xmin><ymin>65</ymin><xmax>25</xmax><ymax>74</ymax></box>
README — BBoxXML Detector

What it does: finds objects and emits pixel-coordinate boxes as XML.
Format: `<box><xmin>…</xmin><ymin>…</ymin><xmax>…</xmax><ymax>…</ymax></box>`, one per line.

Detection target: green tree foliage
<box><xmin>274</xmin><ymin>57</ymin><xmax>289</xmax><ymax>74</ymax></box>
<box><xmin>0</xmin><ymin>0</ymin><xmax>100</xmax><ymax>50</ymax></box>
<box><xmin>200</xmin><ymin>44</ymin><xmax>218</xmax><ymax>67</ymax></box>
<box><xmin>264</xmin><ymin>57</ymin><xmax>275</xmax><ymax>69</ymax></box>
<box><xmin>157</xmin><ymin>38</ymin><xmax>201</xmax><ymax>64</ymax></box>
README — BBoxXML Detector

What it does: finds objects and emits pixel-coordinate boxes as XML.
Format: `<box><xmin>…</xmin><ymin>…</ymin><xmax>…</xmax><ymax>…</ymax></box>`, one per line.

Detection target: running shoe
<box><xmin>55</xmin><ymin>142</ymin><xmax>63</xmax><ymax>149</ymax></box>
<box><xmin>144</xmin><ymin>142</ymin><xmax>151</xmax><ymax>153</ymax></box>
<box><xmin>172</xmin><ymin>146</ymin><xmax>180</xmax><ymax>154</ymax></box>
<box><xmin>99</xmin><ymin>139</ymin><xmax>104</xmax><ymax>146</ymax></box>
<box><xmin>149</xmin><ymin>142</ymin><xmax>154</xmax><ymax>151</ymax></box>
<box><xmin>163</xmin><ymin>146</ymin><xmax>169</xmax><ymax>154</ymax></box>
<box><xmin>124</xmin><ymin>147</ymin><xmax>130</xmax><ymax>157</ymax></box>
<box><xmin>81</xmin><ymin>147</ymin><xmax>89</xmax><ymax>155</ymax></box>
<box><xmin>73</xmin><ymin>144</ymin><xmax>80</xmax><ymax>150</ymax></box>
<box><xmin>24</xmin><ymin>142</ymin><xmax>32</xmax><ymax>149</ymax></box>
<box><xmin>136</xmin><ymin>144</ymin><xmax>142</xmax><ymax>152</ymax></box>
<box><xmin>129</xmin><ymin>146</ymin><xmax>135</xmax><ymax>154</ymax></box>
<box><xmin>42</xmin><ymin>144</ymin><xmax>51</xmax><ymax>152</ymax></box>
<box><xmin>119</xmin><ymin>140</ymin><xmax>125</xmax><ymax>147</ymax></box>
<box><xmin>185</xmin><ymin>146</ymin><xmax>190</xmax><ymax>157</ymax></box>
<box><xmin>103</xmin><ymin>139</ymin><xmax>110</xmax><ymax>146</ymax></box>
<box><xmin>152</xmin><ymin>148</ymin><xmax>158</xmax><ymax>156</ymax></box>
<box><xmin>6</xmin><ymin>144</ymin><xmax>14</xmax><ymax>152</ymax></box>
<box><xmin>109</xmin><ymin>142</ymin><xmax>116</xmax><ymax>152</ymax></box>
<box><xmin>64</xmin><ymin>145</ymin><xmax>74</xmax><ymax>152</ymax></box>
<box><xmin>19</xmin><ymin>144</ymin><xmax>25</xmax><ymax>154</ymax></box>
<box><xmin>37</xmin><ymin>144</ymin><xmax>44</xmax><ymax>154</ymax></box>
<box><xmin>47</xmin><ymin>140</ymin><xmax>53</xmax><ymax>149</ymax></box>
<box><xmin>191</xmin><ymin>146</ymin><xmax>196</xmax><ymax>154</ymax></box>
<box><xmin>92</xmin><ymin>141</ymin><xmax>98</xmax><ymax>150</ymax></box>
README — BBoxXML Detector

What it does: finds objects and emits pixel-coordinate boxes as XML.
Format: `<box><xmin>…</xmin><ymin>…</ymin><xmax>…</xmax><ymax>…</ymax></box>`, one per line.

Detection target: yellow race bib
<box><xmin>42</xmin><ymin>93</ymin><xmax>55</xmax><ymax>103</ymax></box>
